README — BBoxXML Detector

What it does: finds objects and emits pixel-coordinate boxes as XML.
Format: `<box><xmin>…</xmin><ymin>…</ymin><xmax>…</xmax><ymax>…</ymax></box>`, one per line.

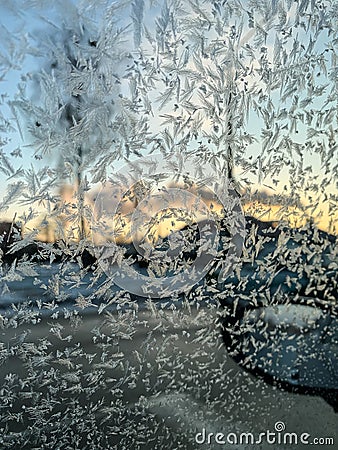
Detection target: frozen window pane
<box><xmin>0</xmin><ymin>1</ymin><xmax>337</xmax><ymax>449</ymax></box>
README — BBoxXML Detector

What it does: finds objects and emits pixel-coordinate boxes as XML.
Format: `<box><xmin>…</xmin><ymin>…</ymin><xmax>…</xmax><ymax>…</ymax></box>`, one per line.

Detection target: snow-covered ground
<box><xmin>0</xmin><ymin>234</ymin><xmax>337</xmax><ymax>448</ymax></box>
<box><xmin>0</xmin><ymin>306</ymin><xmax>337</xmax><ymax>449</ymax></box>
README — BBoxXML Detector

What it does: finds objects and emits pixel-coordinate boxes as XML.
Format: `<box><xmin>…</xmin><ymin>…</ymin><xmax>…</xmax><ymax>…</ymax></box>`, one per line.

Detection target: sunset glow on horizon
<box><xmin>3</xmin><ymin>179</ymin><xmax>335</xmax><ymax>245</ymax></box>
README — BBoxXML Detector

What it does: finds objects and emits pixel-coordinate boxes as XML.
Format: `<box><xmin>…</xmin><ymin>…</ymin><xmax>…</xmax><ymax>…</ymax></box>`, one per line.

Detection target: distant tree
<box><xmin>11</xmin><ymin>4</ymin><xmax>133</xmax><ymax>242</ymax></box>
<box><xmin>48</xmin><ymin>24</ymin><xmax>92</xmax><ymax>240</ymax></box>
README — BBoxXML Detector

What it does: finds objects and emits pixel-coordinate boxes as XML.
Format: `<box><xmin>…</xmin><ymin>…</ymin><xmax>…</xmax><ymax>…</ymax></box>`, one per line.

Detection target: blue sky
<box><xmin>0</xmin><ymin>0</ymin><xmax>337</xmax><ymax>234</ymax></box>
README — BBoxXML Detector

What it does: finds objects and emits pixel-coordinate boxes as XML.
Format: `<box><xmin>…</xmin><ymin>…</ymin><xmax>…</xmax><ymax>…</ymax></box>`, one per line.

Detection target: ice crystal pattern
<box><xmin>0</xmin><ymin>1</ymin><xmax>337</xmax><ymax>449</ymax></box>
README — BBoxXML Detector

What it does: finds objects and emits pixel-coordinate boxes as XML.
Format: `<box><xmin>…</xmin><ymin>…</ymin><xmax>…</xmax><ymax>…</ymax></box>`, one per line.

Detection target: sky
<box><xmin>0</xmin><ymin>0</ymin><xmax>337</xmax><ymax>239</ymax></box>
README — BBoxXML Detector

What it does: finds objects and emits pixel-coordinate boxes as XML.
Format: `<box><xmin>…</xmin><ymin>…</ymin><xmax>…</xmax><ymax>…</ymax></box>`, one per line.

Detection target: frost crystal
<box><xmin>0</xmin><ymin>1</ymin><xmax>337</xmax><ymax>449</ymax></box>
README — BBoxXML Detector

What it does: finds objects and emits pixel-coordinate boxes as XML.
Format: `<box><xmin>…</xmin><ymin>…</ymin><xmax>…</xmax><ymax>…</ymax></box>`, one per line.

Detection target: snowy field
<box><xmin>0</xmin><ymin>255</ymin><xmax>337</xmax><ymax>449</ymax></box>
<box><xmin>1</xmin><ymin>303</ymin><xmax>337</xmax><ymax>450</ymax></box>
